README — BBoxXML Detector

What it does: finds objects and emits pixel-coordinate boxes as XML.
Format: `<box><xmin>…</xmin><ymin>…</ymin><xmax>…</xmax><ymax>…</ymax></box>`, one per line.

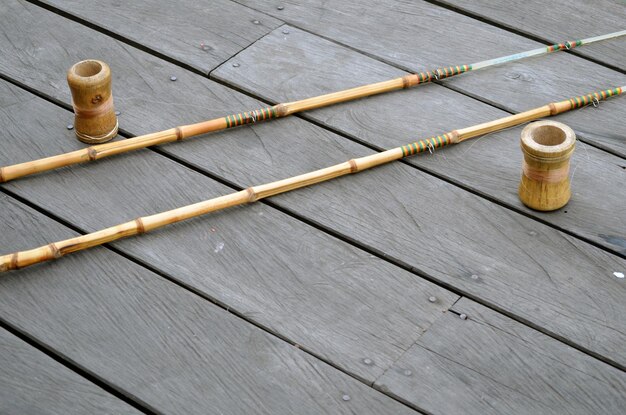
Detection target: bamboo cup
<box><xmin>67</xmin><ymin>60</ymin><xmax>118</xmax><ymax>143</ymax></box>
<box><xmin>518</xmin><ymin>121</ymin><xmax>575</xmax><ymax>211</ymax></box>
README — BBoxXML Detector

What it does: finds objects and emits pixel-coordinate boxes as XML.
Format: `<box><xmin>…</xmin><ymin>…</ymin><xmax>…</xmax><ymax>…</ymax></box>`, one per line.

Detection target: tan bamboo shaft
<box><xmin>0</xmin><ymin>148</ymin><xmax>401</xmax><ymax>272</ymax></box>
<box><xmin>3</xmin><ymin>30</ymin><xmax>626</xmax><ymax>183</ymax></box>
<box><xmin>1</xmin><ymin>87</ymin><xmax>622</xmax><ymax>272</ymax></box>
<box><xmin>0</xmin><ymin>74</ymin><xmax>419</xmax><ymax>183</ymax></box>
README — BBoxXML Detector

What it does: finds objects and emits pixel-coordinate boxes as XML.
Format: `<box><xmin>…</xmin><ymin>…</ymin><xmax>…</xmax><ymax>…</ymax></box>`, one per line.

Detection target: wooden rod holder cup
<box><xmin>518</xmin><ymin>121</ymin><xmax>575</xmax><ymax>211</ymax></box>
<box><xmin>67</xmin><ymin>60</ymin><xmax>118</xmax><ymax>143</ymax></box>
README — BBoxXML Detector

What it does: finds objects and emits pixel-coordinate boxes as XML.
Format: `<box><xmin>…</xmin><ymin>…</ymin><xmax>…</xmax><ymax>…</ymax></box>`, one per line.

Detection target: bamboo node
<box><xmin>274</xmin><ymin>104</ymin><xmax>288</xmax><ymax>117</ymax></box>
<box><xmin>175</xmin><ymin>127</ymin><xmax>183</xmax><ymax>141</ymax></box>
<box><xmin>10</xmin><ymin>253</ymin><xmax>19</xmax><ymax>270</ymax></box>
<box><xmin>87</xmin><ymin>147</ymin><xmax>98</xmax><ymax>161</ymax></box>
<box><xmin>245</xmin><ymin>187</ymin><xmax>257</xmax><ymax>202</ymax></box>
<box><xmin>135</xmin><ymin>218</ymin><xmax>146</xmax><ymax>234</ymax></box>
<box><xmin>449</xmin><ymin>130</ymin><xmax>460</xmax><ymax>143</ymax></box>
<box><xmin>548</xmin><ymin>103</ymin><xmax>558</xmax><ymax>115</ymax></box>
<box><xmin>401</xmin><ymin>75</ymin><xmax>412</xmax><ymax>89</ymax></box>
<box><xmin>348</xmin><ymin>159</ymin><xmax>358</xmax><ymax>173</ymax></box>
<box><xmin>48</xmin><ymin>243</ymin><xmax>62</xmax><ymax>259</ymax></box>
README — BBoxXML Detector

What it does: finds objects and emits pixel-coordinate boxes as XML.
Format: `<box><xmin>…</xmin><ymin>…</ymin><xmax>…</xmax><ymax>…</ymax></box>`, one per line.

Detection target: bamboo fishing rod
<box><xmin>1</xmin><ymin>86</ymin><xmax>623</xmax><ymax>272</ymax></box>
<box><xmin>1</xmin><ymin>30</ymin><xmax>625</xmax><ymax>183</ymax></box>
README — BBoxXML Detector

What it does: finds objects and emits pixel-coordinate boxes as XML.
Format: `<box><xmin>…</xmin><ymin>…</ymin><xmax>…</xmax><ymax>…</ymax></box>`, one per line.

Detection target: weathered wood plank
<box><xmin>375</xmin><ymin>298</ymin><xmax>626</xmax><ymax>414</ymax></box>
<box><xmin>232</xmin><ymin>0</ymin><xmax>626</xmax><ymax>156</ymax></box>
<box><xmin>35</xmin><ymin>0</ymin><xmax>282</xmax><ymax>74</ymax></box>
<box><xmin>212</xmin><ymin>26</ymin><xmax>626</xmax><ymax>255</ymax></box>
<box><xmin>0</xmin><ymin>72</ymin><xmax>458</xmax><ymax>385</ymax></box>
<box><xmin>0</xmin><ymin>327</ymin><xmax>140</xmax><ymax>415</ymax></box>
<box><xmin>0</xmin><ymin>194</ymin><xmax>417</xmax><ymax>414</ymax></box>
<box><xmin>237</xmin><ymin>0</ymin><xmax>626</xmax><ymax>70</ymax></box>
<box><xmin>2</xmin><ymin>1</ymin><xmax>625</xmax><ymax>370</ymax></box>
<box><xmin>445</xmin><ymin>52</ymin><xmax>626</xmax><ymax>157</ymax></box>
<box><xmin>437</xmin><ymin>0</ymin><xmax>626</xmax><ymax>70</ymax></box>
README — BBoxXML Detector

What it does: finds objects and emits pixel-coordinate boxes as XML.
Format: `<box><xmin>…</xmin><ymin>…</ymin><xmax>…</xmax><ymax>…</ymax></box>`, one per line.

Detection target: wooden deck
<box><xmin>1</xmin><ymin>1</ymin><xmax>625</xmax><ymax>413</ymax></box>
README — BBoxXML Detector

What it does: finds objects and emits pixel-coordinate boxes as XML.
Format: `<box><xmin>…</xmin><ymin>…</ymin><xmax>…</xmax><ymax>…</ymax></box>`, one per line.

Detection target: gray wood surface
<box><xmin>375</xmin><ymin>298</ymin><xmax>626</xmax><ymax>415</ymax></box>
<box><xmin>232</xmin><ymin>1</ymin><xmax>626</xmax><ymax>156</ymax></box>
<box><xmin>36</xmin><ymin>0</ymin><xmax>283</xmax><ymax>74</ymax></box>
<box><xmin>2</xmin><ymin>0</ymin><xmax>625</xmax><ymax>370</ymax></box>
<box><xmin>0</xmin><ymin>73</ymin><xmax>458</xmax><ymax>387</ymax></box>
<box><xmin>437</xmin><ymin>0</ymin><xmax>626</xmax><ymax>70</ymax></box>
<box><xmin>0</xmin><ymin>194</ymin><xmax>418</xmax><ymax>415</ymax></box>
<box><xmin>212</xmin><ymin>26</ymin><xmax>626</xmax><ymax>255</ymax></box>
<box><xmin>0</xmin><ymin>328</ymin><xmax>140</xmax><ymax>415</ymax></box>
<box><xmin>236</xmin><ymin>0</ymin><xmax>626</xmax><ymax>70</ymax></box>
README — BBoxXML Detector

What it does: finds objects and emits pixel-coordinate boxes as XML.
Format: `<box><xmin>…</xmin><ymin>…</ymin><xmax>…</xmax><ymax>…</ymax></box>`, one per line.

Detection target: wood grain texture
<box><xmin>375</xmin><ymin>298</ymin><xmax>626</xmax><ymax>414</ymax></box>
<box><xmin>0</xmin><ymin>328</ymin><xmax>140</xmax><ymax>415</ymax></box>
<box><xmin>37</xmin><ymin>0</ymin><xmax>282</xmax><ymax>74</ymax></box>
<box><xmin>0</xmin><ymin>195</ymin><xmax>417</xmax><ymax>415</ymax></box>
<box><xmin>236</xmin><ymin>0</ymin><xmax>626</xmax><ymax>70</ymax></box>
<box><xmin>2</xmin><ymin>2</ymin><xmax>625</xmax><ymax>370</ymax></box>
<box><xmin>231</xmin><ymin>1</ymin><xmax>626</xmax><ymax>156</ymax></box>
<box><xmin>212</xmin><ymin>26</ymin><xmax>626</xmax><ymax>255</ymax></box>
<box><xmin>0</xmin><ymin>78</ymin><xmax>457</xmax><ymax>385</ymax></box>
<box><xmin>437</xmin><ymin>0</ymin><xmax>626</xmax><ymax>70</ymax></box>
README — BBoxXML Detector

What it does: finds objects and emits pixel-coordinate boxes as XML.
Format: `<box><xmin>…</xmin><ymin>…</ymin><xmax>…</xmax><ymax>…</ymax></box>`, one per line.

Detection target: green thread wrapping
<box><xmin>568</xmin><ymin>87</ymin><xmax>622</xmax><ymax>109</ymax></box>
<box><xmin>401</xmin><ymin>133</ymin><xmax>452</xmax><ymax>157</ymax></box>
<box><xmin>225</xmin><ymin>106</ymin><xmax>278</xmax><ymax>128</ymax></box>
<box><xmin>415</xmin><ymin>64</ymin><xmax>471</xmax><ymax>84</ymax></box>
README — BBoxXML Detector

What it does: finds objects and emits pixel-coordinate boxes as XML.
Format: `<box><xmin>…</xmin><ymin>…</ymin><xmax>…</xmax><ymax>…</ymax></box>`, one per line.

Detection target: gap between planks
<box><xmin>26</xmin><ymin>0</ymin><xmax>626</xmax><ymax>162</ymax></box>
<box><xmin>227</xmin><ymin>1</ymin><xmax>626</xmax><ymax>159</ymax></box>
<box><xmin>3</xmin><ymin>1</ymin><xmax>626</xmax><ymax>375</ymax></box>
<box><xmin>0</xmin><ymin>317</ymin><xmax>159</xmax><ymax>414</ymax></box>
<box><xmin>0</xmin><ymin>181</ymin><xmax>428</xmax><ymax>415</ymax></box>
<box><xmin>2</xmin><ymin>60</ymin><xmax>626</xmax><ymax>373</ymax></box>
<box><xmin>421</xmin><ymin>0</ymin><xmax>626</xmax><ymax>75</ymax></box>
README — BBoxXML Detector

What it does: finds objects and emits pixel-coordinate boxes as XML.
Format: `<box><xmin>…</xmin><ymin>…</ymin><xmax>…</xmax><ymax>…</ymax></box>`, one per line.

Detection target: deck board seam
<box><xmin>0</xmin><ymin>317</ymin><xmax>160</xmax><ymax>414</ymax></box>
<box><xmin>0</xmin><ymin>185</ymin><xmax>428</xmax><ymax>414</ymax></box>
<box><xmin>2</xmin><ymin>68</ymin><xmax>626</xmax><ymax>372</ymax></box>
<box><xmin>26</xmin><ymin>0</ymin><xmax>626</xmax><ymax>162</ymax></box>
<box><xmin>206</xmin><ymin>22</ymin><xmax>290</xmax><ymax>79</ymax></box>
<box><xmin>2</xmin><ymin>177</ymin><xmax>625</xmax><ymax>375</ymax></box>
<box><xmin>232</xmin><ymin>0</ymin><xmax>626</xmax><ymax>76</ymax></box>
<box><xmin>422</xmin><ymin>0</ymin><xmax>626</xmax><ymax>75</ymax></box>
<box><xmin>225</xmin><ymin>1</ymin><xmax>626</xmax><ymax>159</ymax></box>
<box><xmin>2</xmin><ymin>4</ymin><xmax>625</xmax><ymax>376</ymax></box>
